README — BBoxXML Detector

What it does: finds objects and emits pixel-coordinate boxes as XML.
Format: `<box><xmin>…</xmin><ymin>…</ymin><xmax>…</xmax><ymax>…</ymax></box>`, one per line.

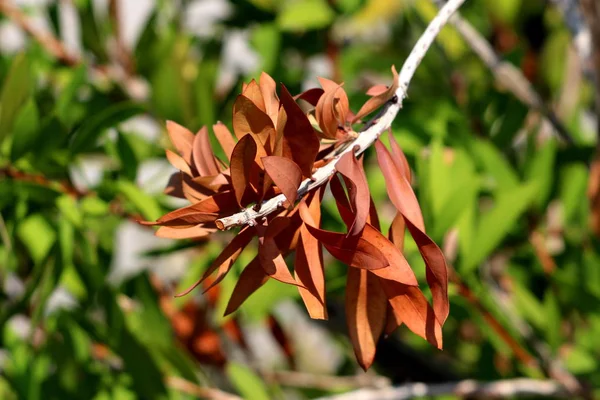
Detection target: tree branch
<box><xmin>314</xmin><ymin>378</ymin><xmax>569</xmax><ymax>400</ymax></box>
<box><xmin>434</xmin><ymin>0</ymin><xmax>574</xmax><ymax>143</ymax></box>
<box><xmin>215</xmin><ymin>0</ymin><xmax>467</xmax><ymax>230</ymax></box>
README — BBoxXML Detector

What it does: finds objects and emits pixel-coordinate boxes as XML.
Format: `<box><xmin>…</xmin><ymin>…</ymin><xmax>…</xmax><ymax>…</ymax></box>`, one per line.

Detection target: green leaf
<box><xmin>10</xmin><ymin>99</ymin><xmax>40</xmax><ymax>161</ymax></box>
<box><xmin>55</xmin><ymin>65</ymin><xmax>87</xmax><ymax>126</ymax></box>
<box><xmin>226</xmin><ymin>362</ymin><xmax>271</xmax><ymax>400</ymax></box>
<box><xmin>277</xmin><ymin>0</ymin><xmax>335</xmax><ymax>31</ymax></box>
<box><xmin>564</xmin><ymin>347</ymin><xmax>596</xmax><ymax>374</ymax></box>
<box><xmin>525</xmin><ymin>139</ymin><xmax>556</xmax><ymax>209</ymax></box>
<box><xmin>560</xmin><ymin>164</ymin><xmax>588</xmax><ymax>224</ymax></box>
<box><xmin>0</xmin><ymin>53</ymin><xmax>32</xmax><ymax>146</ymax></box>
<box><xmin>251</xmin><ymin>24</ymin><xmax>281</xmax><ymax>73</ymax></box>
<box><xmin>56</xmin><ymin>195</ymin><xmax>83</xmax><ymax>227</ymax></box>
<box><xmin>464</xmin><ymin>183</ymin><xmax>538</xmax><ymax>272</ymax></box>
<box><xmin>69</xmin><ymin>102</ymin><xmax>145</xmax><ymax>153</ymax></box>
<box><xmin>17</xmin><ymin>214</ymin><xmax>56</xmax><ymax>265</ymax></box>
<box><xmin>116</xmin><ymin>132</ymin><xmax>138</xmax><ymax>181</ymax></box>
<box><xmin>470</xmin><ymin>140</ymin><xmax>519</xmax><ymax>192</ymax></box>
<box><xmin>116</xmin><ymin>181</ymin><xmax>162</xmax><ymax>221</ymax></box>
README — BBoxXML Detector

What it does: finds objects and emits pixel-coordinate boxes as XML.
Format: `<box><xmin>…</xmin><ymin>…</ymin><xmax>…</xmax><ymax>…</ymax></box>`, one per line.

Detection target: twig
<box><xmin>262</xmin><ymin>370</ymin><xmax>390</xmax><ymax>391</ymax></box>
<box><xmin>314</xmin><ymin>378</ymin><xmax>569</xmax><ymax>400</ymax></box>
<box><xmin>434</xmin><ymin>0</ymin><xmax>574</xmax><ymax>144</ymax></box>
<box><xmin>165</xmin><ymin>376</ymin><xmax>242</xmax><ymax>400</ymax></box>
<box><xmin>216</xmin><ymin>0</ymin><xmax>467</xmax><ymax>230</ymax></box>
<box><xmin>0</xmin><ymin>0</ymin><xmax>80</xmax><ymax>65</ymax></box>
<box><xmin>0</xmin><ymin>166</ymin><xmax>87</xmax><ymax>199</ymax></box>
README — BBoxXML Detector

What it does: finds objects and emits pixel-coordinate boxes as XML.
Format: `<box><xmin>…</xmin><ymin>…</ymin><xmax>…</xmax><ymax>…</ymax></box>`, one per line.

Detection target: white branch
<box><xmin>215</xmin><ymin>0</ymin><xmax>467</xmax><ymax>230</ymax></box>
<box><xmin>314</xmin><ymin>378</ymin><xmax>569</xmax><ymax>400</ymax></box>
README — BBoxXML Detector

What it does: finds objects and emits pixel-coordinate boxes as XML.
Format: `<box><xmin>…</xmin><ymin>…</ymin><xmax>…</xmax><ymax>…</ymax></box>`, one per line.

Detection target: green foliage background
<box><xmin>1</xmin><ymin>0</ymin><xmax>599</xmax><ymax>398</ymax></box>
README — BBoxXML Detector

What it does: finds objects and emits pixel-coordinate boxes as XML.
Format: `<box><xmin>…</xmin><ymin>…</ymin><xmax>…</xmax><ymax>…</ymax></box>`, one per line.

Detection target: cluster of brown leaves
<box><xmin>144</xmin><ymin>69</ymin><xmax>449</xmax><ymax>370</ymax></box>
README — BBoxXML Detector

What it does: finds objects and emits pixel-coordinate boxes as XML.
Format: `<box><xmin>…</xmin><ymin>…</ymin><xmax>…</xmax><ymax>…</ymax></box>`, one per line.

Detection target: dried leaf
<box><xmin>259</xmin><ymin>72</ymin><xmax>279</xmax><ymax>125</ymax></box>
<box><xmin>346</xmin><ymin>268</ymin><xmax>387</xmax><ymax>370</ymax></box>
<box><xmin>242</xmin><ymin>79</ymin><xmax>266</xmax><ymax>112</ymax></box>
<box><xmin>213</xmin><ymin>122</ymin><xmax>237</xmax><ymax>162</ymax></box>
<box><xmin>175</xmin><ymin>226</ymin><xmax>255</xmax><ymax>297</ymax></box>
<box><xmin>316</xmin><ymin>78</ymin><xmax>349</xmax><ymax>139</ymax></box>
<box><xmin>166</xmin><ymin>120</ymin><xmax>195</xmax><ymax>163</ymax></box>
<box><xmin>335</xmin><ymin>151</ymin><xmax>370</xmax><ymax>237</ymax></box>
<box><xmin>299</xmin><ymin>201</ymin><xmax>388</xmax><ymax>270</ymax></box>
<box><xmin>353</xmin><ymin>66</ymin><xmax>399</xmax><ymax>123</ymax></box>
<box><xmin>387</xmin><ymin>129</ymin><xmax>411</xmax><ymax>183</ymax></box>
<box><xmin>376</xmin><ymin>140</ymin><xmax>449</xmax><ymax>324</ymax></box>
<box><xmin>366</xmin><ymin>84</ymin><xmax>388</xmax><ymax>96</ymax></box>
<box><xmin>382</xmin><ymin>282</ymin><xmax>443</xmax><ymax>349</ymax></box>
<box><xmin>389</xmin><ymin>213</ymin><xmax>406</xmax><ymax>251</ymax></box>
<box><xmin>295</xmin><ymin>88</ymin><xmax>324</xmax><ymax>106</ymax></box>
<box><xmin>166</xmin><ymin>149</ymin><xmax>192</xmax><ymax>176</ymax></box>
<box><xmin>156</xmin><ymin>225</ymin><xmax>215</xmax><ymax>239</ymax></box>
<box><xmin>295</xmin><ymin>228</ymin><xmax>327</xmax><ymax>319</ymax></box>
<box><xmin>262</xmin><ymin>156</ymin><xmax>303</xmax><ymax>205</ymax></box>
<box><xmin>224</xmin><ymin>257</ymin><xmax>269</xmax><ymax>316</ymax></box>
<box><xmin>279</xmin><ymin>85</ymin><xmax>320</xmax><ymax>177</ymax></box>
<box><xmin>232</xmin><ymin>95</ymin><xmax>276</xmax><ymax>150</ymax></box>
<box><xmin>257</xmin><ymin>218</ymin><xmax>302</xmax><ymax>286</ymax></box>
<box><xmin>192</xmin><ymin>126</ymin><xmax>221</xmax><ymax>176</ymax></box>
<box><xmin>230</xmin><ymin>135</ymin><xmax>258</xmax><ymax>206</ymax></box>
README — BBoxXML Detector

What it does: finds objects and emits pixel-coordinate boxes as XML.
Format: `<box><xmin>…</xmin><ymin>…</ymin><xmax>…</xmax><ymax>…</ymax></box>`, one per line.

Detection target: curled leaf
<box><xmin>335</xmin><ymin>151</ymin><xmax>370</xmax><ymax>237</ymax></box>
<box><xmin>353</xmin><ymin>66</ymin><xmax>399</xmax><ymax>123</ymax></box>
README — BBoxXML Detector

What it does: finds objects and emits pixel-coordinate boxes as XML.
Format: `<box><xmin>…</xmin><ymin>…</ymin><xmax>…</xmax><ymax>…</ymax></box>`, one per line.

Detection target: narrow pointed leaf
<box><xmin>192</xmin><ymin>126</ymin><xmax>220</xmax><ymax>176</ymax></box>
<box><xmin>224</xmin><ymin>258</ymin><xmax>269</xmax><ymax>315</ymax></box>
<box><xmin>262</xmin><ymin>156</ymin><xmax>302</xmax><ymax>205</ymax></box>
<box><xmin>230</xmin><ymin>135</ymin><xmax>258</xmax><ymax>206</ymax></box>
<box><xmin>346</xmin><ymin>268</ymin><xmax>387</xmax><ymax>370</ymax></box>
<box><xmin>213</xmin><ymin>122</ymin><xmax>237</xmax><ymax>162</ymax></box>
<box><xmin>335</xmin><ymin>151</ymin><xmax>370</xmax><ymax>237</ymax></box>
<box><xmin>353</xmin><ymin>65</ymin><xmax>398</xmax><ymax>122</ymax></box>
<box><xmin>166</xmin><ymin>149</ymin><xmax>192</xmax><ymax>175</ymax></box>
<box><xmin>166</xmin><ymin>120</ymin><xmax>195</xmax><ymax>163</ymax></box>
<box><xmin>295</xmin><ymin>227</ymin><xmax>327</xmax><ymax>319</ymax></box>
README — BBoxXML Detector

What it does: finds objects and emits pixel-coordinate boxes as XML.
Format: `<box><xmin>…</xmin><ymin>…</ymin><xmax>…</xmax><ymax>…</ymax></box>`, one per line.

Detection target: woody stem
<box><xmin>215</xmin><ymin>0</ymin><xmax>467</xmax><ymax>230</ymax></box>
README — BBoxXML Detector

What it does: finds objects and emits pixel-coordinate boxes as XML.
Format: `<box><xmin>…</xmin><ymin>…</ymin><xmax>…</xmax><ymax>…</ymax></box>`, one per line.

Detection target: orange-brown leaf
<box><xmin>295</xmin><ymin>88</ymin><xmax>324</xmax><ymax>106</ymax></box>
<box><xmin>353</xmin><ymin>66</ymin><xmax>399</xmax><ymax>123</ymax></box>
<box><xmin>335</xmin><ymin>151</ymin><xmax>370</xmax><ymax>237</ymax></box>
<box><xmin>166</xmin><ymin>120</ymin><xmax>195</xmax><ymax>163</ymax></box>
<box><xmin>192</xmin><ymin>126</ymin><xmax>220</xmax><ymax>176</ymax></box>
<box><xmin>213</xmin><ymin>122</ymin><xmax>237</xmax><ymax>162</ymax></box>
<box><xmin>175</xmin><ymin>226</ymin><xmax>255</xmax><ymax>297</ymax></box>
<box><xmin>387</xmin><ymin>129</ymin><xmax>411</xmax><ymax>183</ymax></box>
<box><xmin>262</xmin><ymin>156</ymin><xmax>302</xmax><ymax>205</ymax></box>
<box><xmin>346</xmin><ymin>268</ymin><xmax>387</xmax><ymax>370</ymax></box>
<box><xmin>382</xmin><ymin>282</ymin><xmax>443</xmax><ymax>349</ymax></box>
<box><xmin>242</xmin><ymin>79</ymin><xmax>266</xmax><ymax>112</ymax></box>
<box><xmin>316</xmin><ymin>78</ymin><xmax>349</xmax><ymax>139</ymax></box>
<box><xmin>156</xmin><ymin>225</ymin><xmax>215</xmax><ymax>239</ymax></box>
<box><xmin>224</xmin><ymin>257</ymin><xmax>269</xmax><ymax>316</ymax></box>
<box><xmin>259</xmin><ymin>72</ymin><xmax>279</xmax><ymax>125</ymax></box>
<box><xmin>299</xmin><ymin>201</ymin><xmax>388</xmax><ymax>270</ymax></box>
<box><xmin>279</xmin><ymin>85</ymin><xmax>320</xmax><ymax>177</ymax></box>
<box><xmin>230</xmin><ymin>135</ymin><xmax>258</xmax><ymax>206</ymax></box>
<box><xmin>166</xmin><ymin>149</ymin><xmax>192</xmax><ymax>176</ymax></box>
<box><xmin>257</xmin><ymin>218</ymin><xmax>302</xmax><ymax>286</ymax></box>
<box><xmin>295</xmin><ymin>227</ymin><xmax>327</xmax><ymax>319</ymax></box>
<box><xmin>232</xmin><ymin>95</ymin><xmax>276</xmax><ymax>150</ymax></box>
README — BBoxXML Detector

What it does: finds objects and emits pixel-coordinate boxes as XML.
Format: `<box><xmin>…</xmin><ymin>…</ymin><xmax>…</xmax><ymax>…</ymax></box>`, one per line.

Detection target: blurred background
<box><xmin>1</xmin><ymin>0</ymin><xmax>599</xmax><ymax>398</ymax></box>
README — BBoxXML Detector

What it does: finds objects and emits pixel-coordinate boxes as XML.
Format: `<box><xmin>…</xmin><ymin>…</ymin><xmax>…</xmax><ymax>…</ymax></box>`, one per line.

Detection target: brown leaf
<box><xmin>165</xmin><ymin>172</ymin><xmax>185</xmax><ymax>198</ymax></box>
<box><xmin>230</xmin><ymin>135</ymin><xmax>258</xmax><ymax>206</ymax></box>
<box><xmin>376</xmin><ymin>140</ymin><xmax>449</xmax><ymax>325</ymax></box>
<box><xmin>299</xmin><ymin>201</ymin><xmax>388</xmax><ymax>270</ymax></box>
<box><xmin>353</xmin><ymin>66</ymin><xmax>399</xmax><ymax>123</ymax></box>
<box><xmin>213</xmin><ymin>122</ymin><xmax>237</xmax><ymax>162</ymax></box>
<box><xmin>279</xmin><ymin>85</ymin><xmax>320</xmax><ymax>177</ymax></box>
<box><xmin>295</xmin><ymin>88</ymin><xmax>324</xmax><ymax>106</ymax></box>
<box><xmin>295</xmin><ymin>228</ymin><xmax>327</xmax><ymax>319</ymax></box>
<box><xmin>149</xmin><ymin>191</ymin><xmax>237</xmax><ymax>224</ymax></box>
<box><xmin>166</xmin><ymin>120</ymin><xmax>195</xmax><ymax>163</ymax></box>
<box><xmin>315</xmin><ymin>78</ymin><xmax>349</xmax><ymax>139</ymax></box>
<box><xmin>262</xmin><ymin>156</ymin><xmax>303</xmax><ymax>205</ymax></box>
<box><xmin>346</xmin><ymin>268</ymin><xmax>387</xmax><ymax>370</ymax></box>
<box><xmin>257</xmin><ymin>218</ymin><xmax>302</xmax><ymax>286</ymax></box>
<box><xmin>335</xmin><ymin>151</ymin><xmax>370</xmax><ymax>237</ymax></box>
<box><xmin>387</xmin><ymin>129</ymin><xmax>411</xmax><ymax>183</ymax></box>
<box><xmin>242</xmin><ymin>79</ymin><xmax>266</xmax><ymax>111</ymax></box>
<box><xmin>375</xmin><ymin>139</ymin><xmax>425</xmax><ymax>231</ymax></box>
<box><xmin>381</xmin><ymin>282</ymin><xmax>443</xmax><ymax>349</ymax></box>
<box><xmin>166</xmin><ymin>149</ymin><xmax>192</xmax><ymax>176</ymax></box>
<box><xmin>366</xmin><ymin>84</ymin><xmax>388</xmax><ymax>96</ymax></box>
<box><xmin>389</xmin><ymin>213</ymin><xmax>406</xmax><ymax>251</ymax></box>
<box><xmin>156</xmin><ymin>225</ymin><xmax>216</xmax><ymax>239</ymax></box>
<box><xmin>192</xmin><ymin>126</ymin><xmax>221</xmax><ymax>176</ymax></box>
<box><xmin>259</xmin><ymin>72</ymin><xmax>280</xmax><ymax>125</ymax></box>
<box><xmin>232</xmin><ymin>95</ymin><xmax>275</xmax><ymax>151</ymax></box>
<box><xmin>224</xmin><ymin>257</ymin><xmax>269</xmax><ymax>316</ymax></box>
<box><xmin>175</xmin><ymin>226</ymin><xmax>256</xmax><ymax>297</ymax></box>
<box><xmin>384</xmin><ymin>304</ymin><xmax>402</xmax><ymax>335</ymax></box>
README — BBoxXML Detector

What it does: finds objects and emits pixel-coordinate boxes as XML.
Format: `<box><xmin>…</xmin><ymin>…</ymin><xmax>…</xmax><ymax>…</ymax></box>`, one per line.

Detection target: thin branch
<box><xmin>165</xmin><ymin>376</ymin><xmax>242</xmax><ymax>400</ymax></box>
<box><xmin>216</xmin><ymin>0</ymin><xmax>467</xmax><ymax>230</ymax></box>
<box><xmin>0</xmin><ymin>0</ymin><xmax>80</xmax><ymax>65</ymax></box>
<box><xmin>262</xmin><ymin>370</ymin><xmax>390</xmax><ymax>391</ymax></box>
<box><xmin>434</xmin><ymin>0</ymin><xmax>574</xmax><ymax>144</ymax></box>
<box><xmin>314</xmin><ymin>378</ymin><xmax>569</xmax><ymax>400</ymax></box>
